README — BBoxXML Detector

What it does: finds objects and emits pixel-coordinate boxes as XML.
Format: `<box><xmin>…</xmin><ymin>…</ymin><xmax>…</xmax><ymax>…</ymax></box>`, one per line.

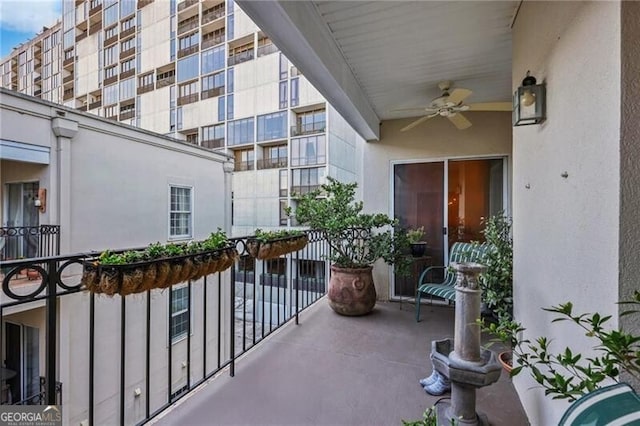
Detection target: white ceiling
<box><xmin>237</xmin><ymin>0</ymin><xmax>518</xmax><ymax>139</ymax></box>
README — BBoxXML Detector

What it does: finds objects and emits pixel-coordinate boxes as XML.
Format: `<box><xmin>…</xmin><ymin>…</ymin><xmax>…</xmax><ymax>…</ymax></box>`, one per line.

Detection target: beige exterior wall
<box><xmin>362</xmin><ymin>112</ymin><xmax>512</xmax><ymax>300</ymax></box>
<box><xmin>511</xmin><ymin>2</ymin><xmax>621</xmax><ymax>424</ymax></box>
<box><xmin>0</xmin><ymin>90</ymin><xmax>232</xmax><ymax>425</ymax></box>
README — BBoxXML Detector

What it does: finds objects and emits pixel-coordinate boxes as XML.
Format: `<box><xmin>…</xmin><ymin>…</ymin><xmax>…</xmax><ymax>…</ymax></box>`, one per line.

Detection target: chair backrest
<box><xmin>559</xmin><ymin>383</ymin><xmax>640</xmax><ymax>426</ymax></box>
<box><xmin>442</xmin><ymin>242</ymin><xmax>488</xmax><ymax>286</ymax></box>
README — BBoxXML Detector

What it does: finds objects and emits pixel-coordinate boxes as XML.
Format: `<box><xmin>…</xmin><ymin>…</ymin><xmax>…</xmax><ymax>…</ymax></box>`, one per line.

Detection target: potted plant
<box><xmin>477</xmin><ymin>214</ymin><xmax>513</xmax><ymax>371</ymax></box>
<box><xmin>246</xmin><ymin>229</ymin><xmax>308</xmax><ymax>260</ymax></box>
<box><xmin>288</xmin><ymin>177</ymin><xmax>409</xmax><ymax>316</ymax></box>
<box><xmin>407</xmin><ymin>226</ymin><xmax>427</xmax><ymax>257</ymax></box>
<box><xmin>82</xmin><ymin>229</ymin><xmax>238</xmax><ymax>296</ymax></box>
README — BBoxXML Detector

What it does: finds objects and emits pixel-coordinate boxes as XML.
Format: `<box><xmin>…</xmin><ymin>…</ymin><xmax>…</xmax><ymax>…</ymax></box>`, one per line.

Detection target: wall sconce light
<box><xmin>513</xmin><ymin>71</ymin><xmax>546</xmax><ymax>126</ymax></box>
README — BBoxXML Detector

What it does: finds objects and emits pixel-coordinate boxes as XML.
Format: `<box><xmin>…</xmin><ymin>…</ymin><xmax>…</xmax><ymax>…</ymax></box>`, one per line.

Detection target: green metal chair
<box><xmin>415</xmin><ymin>242</ymin><xmax>487</xmax><ymax>322</ymax></box>
<box><xmin>559</xmin><ymin>383</ymin><xmax>640</xmax><ymax>425</ymax></box>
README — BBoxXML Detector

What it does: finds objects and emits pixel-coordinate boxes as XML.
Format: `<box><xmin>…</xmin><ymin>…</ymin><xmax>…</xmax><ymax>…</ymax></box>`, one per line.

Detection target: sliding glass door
<box><xmin>393</xmin><ymin>158</ymin><xmax>506</xmax><ymax>298</ymax></box>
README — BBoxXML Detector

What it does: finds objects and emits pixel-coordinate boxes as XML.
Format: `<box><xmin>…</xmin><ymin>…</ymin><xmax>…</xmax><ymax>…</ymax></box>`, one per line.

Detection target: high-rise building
<box><xmin>0</xmin><ymin>22</ymin><xmax>63</xmax><ymax>103</ymax></box>
<box><xmin>1</xmin><ymin>0</ymin><xmax>363</xmax><ymax>237</ymax></box>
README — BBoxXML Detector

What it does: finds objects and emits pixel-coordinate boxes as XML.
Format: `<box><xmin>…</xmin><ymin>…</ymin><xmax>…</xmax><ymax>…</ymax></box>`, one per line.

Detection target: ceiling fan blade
<box><xmin>400</xmin><ymin>114</ymin><xmax>436</xmax><ymax>132</ymax></box>
<box><xmin>448</xmin><ymin>113</ymin><xmax>472</xmax><ymax>130</ymax></box>
<box><xmin>447</xmin><ymin>88</ymin><xmax>473</xmax><ymax>105</ymax></box>
<box><xmin>467</xmin><ymin>102</ymin><xmax>512</xmax><ymax>112</ymax></box>
<box><xmin>390</xmin><ymin>107</ymin><xmax>432</xmax><ymax>113</ymax></box>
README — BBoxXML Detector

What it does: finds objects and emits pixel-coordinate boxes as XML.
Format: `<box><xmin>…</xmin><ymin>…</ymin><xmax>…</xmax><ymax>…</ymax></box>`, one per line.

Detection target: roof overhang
<box><xmin>237</xmin><ymin>0</ymin><xmax>381</xmax><ymax>141</ymax></box>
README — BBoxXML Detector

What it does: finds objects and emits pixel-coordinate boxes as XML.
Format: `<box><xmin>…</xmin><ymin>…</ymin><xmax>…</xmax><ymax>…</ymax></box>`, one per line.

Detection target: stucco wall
<box><xmin>511</xmin><ymin>2</ymin><xmax>621</xmax><ymax>424</ymax></box>
<box><xmin>619</xmin><ymin>1</ymin><xmax>640</xmax><ymax>390</ymax></box>
<box><xmin>362</xmin><ymin>112</ymin><xmax>512</xmax><ymax>300</ymax></box>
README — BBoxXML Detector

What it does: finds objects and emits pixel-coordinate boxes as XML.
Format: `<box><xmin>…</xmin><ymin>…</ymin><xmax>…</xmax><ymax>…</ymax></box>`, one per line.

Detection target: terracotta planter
<box><xmin>499</xmin><ymin>351</ymin><xmax>513</xmax><ymax>373</ymax></box>
<box><xmin>328</xmin><ymin>265</ymin><xmax>376</xmax><ymax>316</ymax></box>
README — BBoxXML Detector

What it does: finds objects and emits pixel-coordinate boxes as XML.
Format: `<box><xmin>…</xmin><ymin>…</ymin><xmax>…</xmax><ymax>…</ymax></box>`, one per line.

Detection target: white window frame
<box><xmin>170</xmin><ymin>284</ymin><xmax>190</xmax><ymax>343</ymax></box>
<box><xmin>168</xmin><ymin>184</ymin><xmax>193</xmax><ymax>241</ymax></box>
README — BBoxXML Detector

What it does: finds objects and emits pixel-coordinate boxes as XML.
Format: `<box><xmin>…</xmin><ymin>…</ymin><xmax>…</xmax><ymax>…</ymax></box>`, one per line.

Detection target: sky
<box><xmin>0</xmin><ymin>0</ymin><xmax>62</xmax><ymax>58</ymax></box>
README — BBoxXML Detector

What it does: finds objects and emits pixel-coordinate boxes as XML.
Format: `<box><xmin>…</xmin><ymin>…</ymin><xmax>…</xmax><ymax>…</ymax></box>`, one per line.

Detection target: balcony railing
<box><xmin>88</xmin><ymin>100</ymin><xmax>102</xmax><ymax>110</ymax></box>
<box><xmin>177</xmin><ymin>93</ymin><xmax>199</xmax><ymax>106</ymax></box>
<box><xmin>291</xmin><ymin>121</ymin><xmax>327</xmax><ymax>137</ymax></box>
<box><xmin>0</xmin><ymin>225</ymin><xmax>60</xmax><ymax>261</ymax></box>
<box><xmin>201</xmin><ymin>138</ymin><xmax>224</xmax><ymax>149</ymax></box>
<box><xmin>120</xmin><ymin>48</ymin><xmax>135</xmax><ymax>60</ymax></box>
<box><xmin>257</xmin><ymin>158</ymin><xmax>287</xmax><ymax>170</ymax></box>
<box><xmin>257</xmin><ymin>43</ymin><xmax>278</xmax><ymax>57</ymax></box>
<box><xmin>137</xmin><ymin>84</ymin><xmax>154</xmax><ymax>95</ymax></box>
<box><xmin>63</xmin><ymin>89</ymin><xmax>74</xmax><ymax>100</ymax></box>
<box><xmin>201</xmin><ymin>86</ymin><xmax>224</xmax><ymax>100</ymax></box>
<box><xmin>234</xmin><ymin>160</ymin><xmax>254</xmax><ymax>172</ymax></box>
<box><xmin>119</xmin><ymin>110</ymin><xmax>135</xmax><ymax>121</ymax></box>
<box><xmin>89</xmin><ymin>22</ymin><xmax>102</xmax><ymax>35</ymax></box>
<box><xmin>137</xmin><ymin>0</ymin><xmax>154</xmax><ymax>9</ymax></box>
<box><xmin>76</xmin><ymin>31</ymin><xmax>88</xmax><ymax>42</ymax></box>
<box><xmin>291</xmin><ymin>185</ymin><xmax>322</xmax><ymax>196</ymax></box>
<box><xmin>202</xmin><ymin>33</ymin><xmax>225</xmax><ymax>49</ymax></box>
<box><xmin>228</xmin><ymin>50</ymin><xmax>254</xmax><ymax>66</ymax></box>
<box><xmin>63</xmin><ymin>56</ymin><xmax>75</xmax><ymax>67</ymax></box>
<box><xmin>177</xmin><ymin>0</ymin><xmax>198</xmax><ymax>12</ymax></box>
<box><xmin>178</xmin><ymin>17</ymin><xmax>199</xmax><ymax>35</ymax></box>
<box><xmin>89</xmin><ymin>0</ymin><xmax>102</xmax><ymax>15</ymax></box>
<box><xmin>202</xmin><ymin>5</ymin><xmax>225</xmax><ymax>24</ymax></box>
<box><xmin>0</xmin><ymin>231</ymin><xmax>328</xmax><ymax>424</ymax></box>
<box><xmin>9</xmin><ymin>377</ymin><xmax>62</xmax><ymax>406</ymax></box>
<box><xmin>157</xmin><ymin>75</ymin><xmax>175</xmax><ymax>88</ymax></box>
<box><xmin>63</xmin><ymin>74</ymin><xmax>74</xmax><ymax>84</ymax></box>
<box><xmin>177</xmin><ymin>45</ymin><xmax>199</xmax><ymax>59</ymax></box>
<box><xmin>120</xmin><ymin>26</ymin><xmax>135</xmax><ymax>39</ymax></box>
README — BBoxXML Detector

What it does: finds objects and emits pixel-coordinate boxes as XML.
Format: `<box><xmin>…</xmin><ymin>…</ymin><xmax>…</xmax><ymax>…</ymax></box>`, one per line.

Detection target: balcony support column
<box><xmin>51</xmin><ymin>117</ymin><xmax>78</xmax><ymax>255</ymax></box>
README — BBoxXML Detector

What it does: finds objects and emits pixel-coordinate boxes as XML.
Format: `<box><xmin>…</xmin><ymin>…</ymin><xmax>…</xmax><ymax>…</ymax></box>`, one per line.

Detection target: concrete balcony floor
<box><xmin>155</xmin><ymin>300</ymin><xmax>529</xmax><ymax>426</ymax></box>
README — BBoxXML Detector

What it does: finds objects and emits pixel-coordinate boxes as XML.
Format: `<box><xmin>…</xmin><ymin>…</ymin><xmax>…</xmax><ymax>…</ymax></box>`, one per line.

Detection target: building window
<box><xmin>104</xmin><ymin>4</ymin><xmax>118</xmax><ymax>26</ymax></box>
<box><xmin>227</xmin><ymin>13</ymin><xmax>234</xmax><ymax>40</ymax></box>
<box><xmin>291</xmin><ymin>135</ymin><xmax>326</xmax><ymax>167</ymax></box>
<box><xmin>279</xmin><ymin>81</ymin><xmax>287</xmax><ymax>109</ymax></box>
<box><xmin>103</xmin><ymin>83</ymin><xmax>118</xmax><ymax>105</ymax></box>
<box><xmin>279</xmin><ymin>169</ymin><xmax>288</xmax><ymax>197</ymax></box>
<box><xmin>226</xmin><ymin>94</ymin><xmax>234</xmax><ymax>120</ymax></box>
<box><xmin>201</xmin><ymin>46</ymin><xmax>225</xmax><ymax>74</ymax></box>
<box><xmin>104</xmin><ymin>65</ymin><xmax>118</xmax><ymax>80</ymax></box>
<box><xmin>257</xmin><ymin>111</ymin><xmax>287</xmax><ymax>141</ymax></box>
<box><xmin>258</xmin><ymin>144</ymin><xmax>287</xmax><ymax>170</ymax></box>
<box><xmin>139</xmin><ymin>72</ymin><xmax>153</xmax><ymax>88</ymax></box>
<box><xmin>227</xmin><ymin>68</ymin><xmax>234</xmax><ymax>93</ymax></box>
<box><xmin>170</xmin><ymin>285</ymin><xmax>189</xmax><ymax>342</ymax></box>
<box><xmin>227</xmin><ymin>117</ymin><xmax>254</xmax><ymax>146</ymax></box>
<box><xmin>121</xmin><ymin>58</ymin><xmax>135</xmax><ymax>73</ymax></box>
<box><xmin>121</xmin><ymin>16</ymin><xmax>135</xmax><ymax>32</ymax></box>
<box><xmin>186</xmin><ymin>132</ymin><xmax>198</xmax><ymax>145</ymax></box>
<box><xmin>279</xmin><ymin>200</ymin><xmax>288</xmax><ymax>226</ymax></box>
<box><xmin>266</xmin><ymin>258</ymin><xmax>286</xmax><ymax>275</ymax></box>
<box><xmin>294</xmin><ymin>109</ymin><xmax>326</xmax><ymax>135</ymax></box>
<box><xmin>201</xmin><ymin>124</ymin><xmax>224</xmax><ymax>148</ymax></box>
<box><xmin>178</xmin><ymin>81</ymin><xmax>198</xmax><ymax>105</ymax></box>
<box><xmin>201</xmin><ymin>71</ymin><xmax>225</xmax><ymax>99</ymax></box>
<box><xmin>178</xmin><ymin>32</ymin><xmax>199</xmax><ymax>52</ymax></box>
<box><xmin>234</xmin><ymin>149</ymin><xmax>254</xmax><ymax>171</ymax></box>
<box><xmin>120</xmin><ymin>0</ymin><xmax>135</xmax><ymax>18</ymax></box>
<box><xmin>120</xmin><ymin>77</ymin><xmax>135</xmax><ymax>100</ymax></box>
<box><xmin>104</xmin><ymin>104</ymin><xmax>118</xmax><ymax>118</ymax></box>
<box><xmin>292</xmin><ymin>167</ymin><xmax>325</xmax><ymax>196</ymax></box>
<box><xmin>279</xmin><ymin>53</ymin><xmax>287</xmax><ymax>80</ymax></box>
<box><xmin>177</xmin><ymin>54</ymin><xmax>199</xmax><ymax>82</ymax></box>
<box><xmin>290</xmin><ymin>77</ymin><xmax>299</xmax><ymax>107</ymax></box>
<box><xmin>169</xmin><ymin>185</ymin><xmax>192</xmax><ymax>239</ymax></box>
<box><xmin>104</xmin><ymin>44</ymin><xmax>118</xmax><ymax>66</ymax></box>
<box><xmin>217</xmin><ymin>96</ymin><xmax>225</xmax><ymax>122</ymax></box>
<box><xmin>105</xmin><ymin>25</ymin><xmax>118</xmax><ymax>40</ymax></box>
<box><xmin>121</xmin><ymin>37</ymin><xmax>135</xmax><ymax>53</ymax></box>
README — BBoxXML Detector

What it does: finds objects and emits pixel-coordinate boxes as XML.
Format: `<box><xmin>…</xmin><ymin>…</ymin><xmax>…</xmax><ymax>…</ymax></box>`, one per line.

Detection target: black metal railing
<box><xmin>291</xmin><ymin>121</ymin><xmax>327</xmax><ymax>137</ymax></box>
<box><xmin>0</xmin><ymin>231</ymin><xmax>328</xmax><ymax>424</ymax></box>
<box><xmin>257</xmin><ymin>158</ymin><xmax>287</xmax><ymax>170</ymax></box>
<box><xmin>0</xmin><ymin>225</ymin><xmax>60</xmax><ymax>261</ymax></box>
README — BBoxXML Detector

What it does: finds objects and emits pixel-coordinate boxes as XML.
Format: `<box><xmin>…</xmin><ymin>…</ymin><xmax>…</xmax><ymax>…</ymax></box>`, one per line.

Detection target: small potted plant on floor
<box><xmin>407</xmin><ymin>226</ymin><xmax>427</xmax><ymax>257</ymax></box>
<box><xmin>287</xmin><ymin>177</ymin><xmax>409</xmax><ymax>316</ymax></box>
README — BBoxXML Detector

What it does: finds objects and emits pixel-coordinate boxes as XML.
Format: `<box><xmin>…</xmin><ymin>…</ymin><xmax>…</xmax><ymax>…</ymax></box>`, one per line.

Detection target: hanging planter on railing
<box><xmin>82</xmin><ymin>230</ymin><xmax>238</xmax><ymax>296</ymax></box>
<box><xmin>246</xmin><ymin>229</ymin><xmax>308</xmax><ymax>260</ymax></box>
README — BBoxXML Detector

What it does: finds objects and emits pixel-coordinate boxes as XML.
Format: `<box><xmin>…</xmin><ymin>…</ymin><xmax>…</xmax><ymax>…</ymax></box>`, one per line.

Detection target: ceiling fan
<box><xmin>393</xmin><ymin>81</ymin><xmax>512</xmax><ymax>132</ymax></box>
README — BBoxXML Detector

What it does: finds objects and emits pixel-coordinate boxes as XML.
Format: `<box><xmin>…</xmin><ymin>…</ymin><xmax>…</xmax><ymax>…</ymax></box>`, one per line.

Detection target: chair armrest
<box><xmin>418</xmin><ymin>265</ymin><xmax>446</xmax><ymax>285</ymax></box>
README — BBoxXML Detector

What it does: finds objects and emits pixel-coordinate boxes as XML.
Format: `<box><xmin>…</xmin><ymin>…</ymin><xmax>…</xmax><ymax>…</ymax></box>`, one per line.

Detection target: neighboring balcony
<box><xmin>178</xmin><ymin>16</ymin><xmax>199</xmax><ymax>35</ymax></box>
<box><xmin>234</xmin><ymin>160</ymin><xmax>254</xmax><ymax>172</ymax></box>
<box><xmin>177</xmin><ymin>93</ymin><xmax>199</xmax><ymax>106</ymax></box>
<box><xmin>202</xmin><ymin>5</ymin><xmax>225</xmax><ymax>25</ymax></box>
<box><xmin>177</xmin><ymin>0</ymin><xmax>198</xmax><ymax>12</ymax></box>
<box><xmin>201</xmin><ymin>86</ymin><xmax>224</xmax><ymax>100</ymax></box>
<box><xmin>201</xmin><ymin>137</ymin><xmax>224</xmax><ymax>149</ymax></box>
<box><xmin>89</xmin><ymin>0</ymin><xmax>102</xmax><ymax>16</ymax></box>
<box><xmin>178</xmin><ymin>45</ymin><xmax>199</xmax><ymax>59</ymax></box>
<box><xmin>257</xmin><ymin>158</ymin><xmax>287</xmax><ymax>170</ymax></box>
<box><xmin>0</xmin><ymin>225</ymin><xmax>60</xmax><ymax>261</ymax></box>
<box><xmin>291</xmin><ymin>121</ymin><xmax>327</xmax><ymax>137</ymax></box>
<box><xmin>88</xmin><ymin>99</ymin><xmax>102</xmax><ymax>110</ymax></box>
<box><xmin>202</xmin><ymin>33</ymin><xmax>225</xmax><ymax>49</ymax></box>
<box><xmin>257</xmin><ymin>43</ymin><xmax>278</xmax><ymax>57</ymax></box>
<box><xmin>291</xmin><ymin>184</ymin><xmax>322</xmax><ymax>196</ymax></box>
<box><xmin>228</xmin><ymin>49</ymin><xmax>254</xmax><ymax>67</ymax></box>
<box><xmin>156</xmin><ymin>75</ymin><xmax>175</xmax><ymax>89</ymax></box>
